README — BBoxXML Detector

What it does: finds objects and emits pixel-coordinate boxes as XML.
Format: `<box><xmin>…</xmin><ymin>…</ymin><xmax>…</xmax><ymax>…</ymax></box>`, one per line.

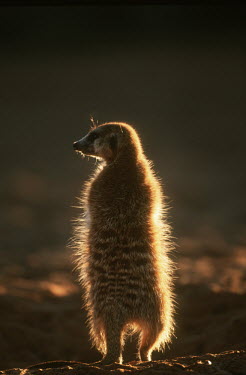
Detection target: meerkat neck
<box><xmin>108</xmin><ymin>142</ymin><xmax>143</xmax><ymax>167</ymax></box>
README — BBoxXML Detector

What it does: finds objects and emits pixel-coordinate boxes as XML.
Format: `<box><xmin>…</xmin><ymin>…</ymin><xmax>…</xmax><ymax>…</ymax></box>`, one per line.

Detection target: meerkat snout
<box><xmin>73</xmin><ymin>127</ymin><xmax>122</xmax><ymax>163</ymax></box>
<box><xmin>73</xmin><ymin>132</ymin><xmax>97</xmax><ymax>155</ymax></box>
<box><xmin>73</xmin><ymin>141</ymin><xmax>80</xmax><ymax>150</ymax></box>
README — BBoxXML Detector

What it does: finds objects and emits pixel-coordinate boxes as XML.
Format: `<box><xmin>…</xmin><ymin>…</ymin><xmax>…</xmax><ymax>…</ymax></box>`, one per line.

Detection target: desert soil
<box><xmin>1</xmin><ymin>350</ymin><xmax>246</xmax><ymax>375</ymax></box>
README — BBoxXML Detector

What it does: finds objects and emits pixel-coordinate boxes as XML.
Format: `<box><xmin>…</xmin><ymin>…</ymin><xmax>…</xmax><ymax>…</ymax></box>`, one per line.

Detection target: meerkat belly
<box><xmin>87</xmin><ymin>225</ymin><xmax>158</xmax><ymax>310</ymax></box>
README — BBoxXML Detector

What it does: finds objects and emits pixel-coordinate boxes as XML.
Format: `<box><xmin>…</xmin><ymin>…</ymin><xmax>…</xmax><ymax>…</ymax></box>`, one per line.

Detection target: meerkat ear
<box><xmin>109</xmin><ymin>133</ymin><xmax>118</xmax><ymax>153</ymax></box>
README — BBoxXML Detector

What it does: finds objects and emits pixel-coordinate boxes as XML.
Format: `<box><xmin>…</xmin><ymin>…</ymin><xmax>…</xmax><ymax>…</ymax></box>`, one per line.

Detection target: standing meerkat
<box><xmin>72</xmin><ymin>122</ymin><xmax>175</xmax><ymax>364</ymax></box>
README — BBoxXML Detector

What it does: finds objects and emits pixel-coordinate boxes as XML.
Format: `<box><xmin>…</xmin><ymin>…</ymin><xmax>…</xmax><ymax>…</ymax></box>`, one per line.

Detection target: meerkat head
<box><xmin>73</xmin><ymin>122</ymin><xmax>143</xmax><ymax>163</ymax></box>
<box><xmin>73</xmin><ymin>124</ymin><xmax>124</xmax><ymax>163</ymax></box>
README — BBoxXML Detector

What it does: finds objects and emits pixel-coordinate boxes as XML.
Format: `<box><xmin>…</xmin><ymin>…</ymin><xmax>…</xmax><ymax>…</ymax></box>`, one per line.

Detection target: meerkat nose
<box><xmin>73</xmin><ymin>141</ymin><xmax>79</xmax><ymax>150</ymax></box>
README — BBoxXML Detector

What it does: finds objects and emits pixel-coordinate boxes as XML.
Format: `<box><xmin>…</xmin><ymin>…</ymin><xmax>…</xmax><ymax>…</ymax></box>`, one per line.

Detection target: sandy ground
<box><xmin>1</xmin><ymin>351</ymin><xmax>246</xmax><ymax>375</ymax></box>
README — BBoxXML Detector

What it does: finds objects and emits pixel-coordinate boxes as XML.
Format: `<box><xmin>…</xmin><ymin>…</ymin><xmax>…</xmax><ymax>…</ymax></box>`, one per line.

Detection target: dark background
<box><xmin>0</xmin><ymin>5</ymin><xmax>246</xmax><ymax>370</ymax></box>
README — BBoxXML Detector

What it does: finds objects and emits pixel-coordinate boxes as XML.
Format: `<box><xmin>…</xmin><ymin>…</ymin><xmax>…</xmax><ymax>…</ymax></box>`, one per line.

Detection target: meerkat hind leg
<box><xmin>138</xmin><ymin>324</ymin><xmax>160</xmax><ymax>362</ymax></box>
<box><xmin>100</xmin><ymin>321</ymin><xmax>124</xmax><ymax>365</ymax></box>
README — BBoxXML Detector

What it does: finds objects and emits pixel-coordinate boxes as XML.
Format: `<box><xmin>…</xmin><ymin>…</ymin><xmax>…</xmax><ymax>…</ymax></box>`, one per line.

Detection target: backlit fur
<box><xmin>72</xmin><ymin>122</ymin><xmax>175</xmax><ymax>363</ymax></box>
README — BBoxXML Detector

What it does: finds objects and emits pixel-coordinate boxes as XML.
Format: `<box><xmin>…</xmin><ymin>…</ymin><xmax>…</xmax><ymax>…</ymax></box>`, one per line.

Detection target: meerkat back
<box><xmin>73</xmin><ymin>122</ymin><xmax>175</xmax><ymax>364</ymax></box>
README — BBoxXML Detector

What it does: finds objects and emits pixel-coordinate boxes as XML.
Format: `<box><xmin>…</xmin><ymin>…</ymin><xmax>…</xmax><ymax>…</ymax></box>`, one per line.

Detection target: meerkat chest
<box><xmin>87</xmin><ymin>164</ymin><xmax>151</xmax><ymax>225</ymax></box>
<box><xmin>89</xmin><ymin>170</ymin><xmax>129</xmax><ymax>205</ymax></box>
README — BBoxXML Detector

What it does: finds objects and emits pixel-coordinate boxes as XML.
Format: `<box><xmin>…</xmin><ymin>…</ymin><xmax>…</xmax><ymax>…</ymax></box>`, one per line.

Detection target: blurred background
<box><xmin>0</xmin><ymin>4</ymin><xmax>246</xmax><ymax>370</ymax></box>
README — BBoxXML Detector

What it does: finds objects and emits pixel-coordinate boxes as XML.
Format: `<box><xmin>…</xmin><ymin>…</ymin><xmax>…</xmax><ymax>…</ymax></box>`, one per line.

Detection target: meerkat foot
<box><xmin>140</xmin><ymin>353</ymin><xmax>149</xmax><ymax>362</ymax></box>
<box><xmin>98</xmin><ymin>355</ymin><xmax>121</xmax><ymax>365</ymax></box>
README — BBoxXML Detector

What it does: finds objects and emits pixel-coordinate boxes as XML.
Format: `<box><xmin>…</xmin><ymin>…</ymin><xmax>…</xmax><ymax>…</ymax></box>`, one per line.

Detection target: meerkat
<box><xmin>72</xmin><ymin>122</ymin><xmax>175</xmax><ymax>364</ymax></box>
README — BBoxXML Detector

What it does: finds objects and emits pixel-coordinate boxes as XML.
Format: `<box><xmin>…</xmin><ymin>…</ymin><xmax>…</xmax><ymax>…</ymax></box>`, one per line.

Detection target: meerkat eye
<box><xmin>88</xmin><ymin>132</ymin><xmax>98</xmax><ymax>142</ymax></box>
